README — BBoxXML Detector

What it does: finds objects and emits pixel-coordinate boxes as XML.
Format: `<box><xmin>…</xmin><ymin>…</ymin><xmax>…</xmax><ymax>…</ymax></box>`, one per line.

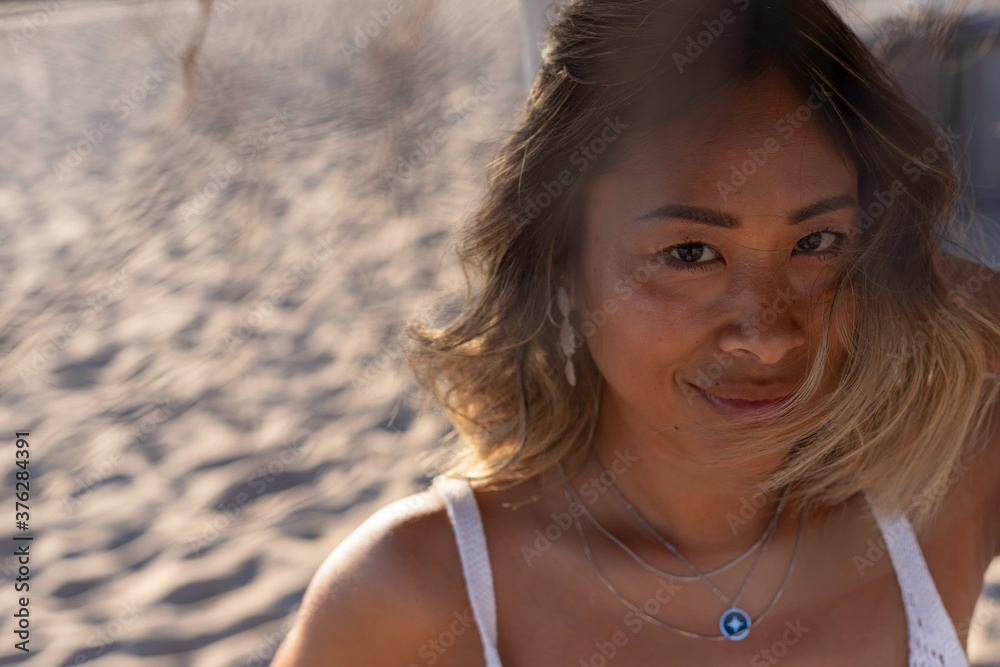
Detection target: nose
<box><xmin>716</xmin><ymin>276</ymin><xmax>809</xmax><ymax>365</ymax></box>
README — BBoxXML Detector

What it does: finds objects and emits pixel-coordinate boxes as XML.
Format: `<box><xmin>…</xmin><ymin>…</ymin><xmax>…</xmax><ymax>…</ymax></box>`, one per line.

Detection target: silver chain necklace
<box><xmin>593</xmin><ymin>453</ymin><xmax>787</xmax><ymax>595</ymax></box>
<box><xmin>566</xmin><ymin>457</ymin><xmax>783</xmax><ymax>582</ymax></box>
<box><xmin>556</xmin><ymin>458</ymin><xmax>805</xmax><ymax>641</ymax></box>
<box><xmin>592</xmin><ymin>452</ymin><xmax>789</xmax><ymax>637</ymax></box>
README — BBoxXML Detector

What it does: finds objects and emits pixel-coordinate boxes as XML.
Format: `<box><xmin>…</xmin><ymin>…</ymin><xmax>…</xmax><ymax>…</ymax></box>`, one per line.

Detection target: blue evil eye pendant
<box><xmin>719</xmin><ymin>607</ymin><xmax>752</xmax><ymax>640</ymax></box>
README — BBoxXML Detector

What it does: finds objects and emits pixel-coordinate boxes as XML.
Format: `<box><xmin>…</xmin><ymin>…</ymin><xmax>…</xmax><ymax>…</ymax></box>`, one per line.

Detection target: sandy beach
<box><xmin>0</xmin><ymin>0</ymin><xmax>996</xmax><ymax>665</ymax></box>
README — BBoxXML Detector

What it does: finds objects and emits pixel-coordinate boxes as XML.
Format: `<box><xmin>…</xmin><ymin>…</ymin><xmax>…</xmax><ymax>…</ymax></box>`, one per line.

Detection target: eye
<box><xmin>795</xmin><ymin>228</ymin><xmax>846</xmax><ymax>257</ymax></box>
<box><xmin>656</xmin><ymin>228</ymin><xmax>848</xmax><ymax>273</ymax></box>
<box><xmin>656</xmin><ymin>239</ymin><xmax>720</xmax><ymax>272</ymax></box>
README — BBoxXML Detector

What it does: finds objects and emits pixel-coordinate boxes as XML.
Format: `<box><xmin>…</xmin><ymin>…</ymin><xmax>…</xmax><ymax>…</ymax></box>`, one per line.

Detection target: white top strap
<box><xmin>434</xmin><ymin>476</ymin><xmax>504</xmax><ymax>667</ymax></box>
<box><xmin>863</xmin><ymin>491</ymin><xmax>970</xmax><ymax>666</ymax></box>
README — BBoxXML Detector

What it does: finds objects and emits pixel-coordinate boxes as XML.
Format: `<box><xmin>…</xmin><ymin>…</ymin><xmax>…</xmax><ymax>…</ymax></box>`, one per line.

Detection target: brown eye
<box><xmin>657</xmin><ymin>241</ymin><xmax>720</xmax><ymax>272</ymax></box>
<box><xmin>796</xmin><ymin>229</ymin><xmax>845</xmax><ymax>257</ymax></box>
<box><xmin>675</xmin><ymin>244</ymin><xmax>707</xmax><ymax>263</ymax></box>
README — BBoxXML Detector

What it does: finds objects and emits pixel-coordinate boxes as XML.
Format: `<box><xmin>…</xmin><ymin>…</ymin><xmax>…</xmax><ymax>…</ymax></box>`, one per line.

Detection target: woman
<box><xmin>273</xmin><ymin>0</ymin><xmax>1000</xmax><ymax>664</ymax></box>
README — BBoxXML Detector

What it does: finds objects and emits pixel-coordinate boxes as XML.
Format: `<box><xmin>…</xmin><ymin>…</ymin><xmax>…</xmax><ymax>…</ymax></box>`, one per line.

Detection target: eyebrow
<box><xmin>635</xmin><ymin>195</ymin><xmax>858</xmax><ymax>228</ymax></box>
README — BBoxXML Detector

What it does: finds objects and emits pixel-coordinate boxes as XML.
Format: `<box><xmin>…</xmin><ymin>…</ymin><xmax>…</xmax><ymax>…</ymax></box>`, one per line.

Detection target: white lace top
<box><xmin>434</xmin><ymin>474</ymin><xmax>975</xmax><ymax>667</ymax></box>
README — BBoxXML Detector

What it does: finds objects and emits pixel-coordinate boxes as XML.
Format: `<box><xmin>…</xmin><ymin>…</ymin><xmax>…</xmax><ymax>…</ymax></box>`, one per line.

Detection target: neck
<box><xmin>563</xmin><ymin>396</ymin><xmax>797</xmax><ymax>566</ymax></box>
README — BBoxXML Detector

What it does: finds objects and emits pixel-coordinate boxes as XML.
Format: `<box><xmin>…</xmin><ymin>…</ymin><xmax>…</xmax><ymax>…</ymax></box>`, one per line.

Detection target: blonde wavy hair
<box><xmin>404</xmin><ymin>0</ymin><xmax>1000</xmax><ymax>532</ymax></box>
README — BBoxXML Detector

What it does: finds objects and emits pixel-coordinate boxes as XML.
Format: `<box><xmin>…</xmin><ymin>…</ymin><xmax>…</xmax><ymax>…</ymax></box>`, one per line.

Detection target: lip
<box><xmin>689</xmin><ymin>384</ymin><xmax>793</xmax><ymax>420</ymax></box>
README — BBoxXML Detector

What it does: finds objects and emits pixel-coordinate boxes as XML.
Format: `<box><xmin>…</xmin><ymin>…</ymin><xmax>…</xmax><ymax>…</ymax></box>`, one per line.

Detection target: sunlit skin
<box><xmin>472</xmin><ymin>69</ymin><xmax>1000</xmax><ymax>660</ymax></box>
<box><xmin>562</xmin><ymin>68</ymin><xmax>860</xmax><ymax>563</ymax></box>
<box><xmin>271</xmin><ymin>66</ymin><xmax>1000</xmax><ymax>667</ymax></box>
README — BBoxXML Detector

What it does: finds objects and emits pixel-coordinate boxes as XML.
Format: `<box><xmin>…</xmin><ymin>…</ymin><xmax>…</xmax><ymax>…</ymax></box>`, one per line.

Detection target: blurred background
<box><xmin>0</xmin><ymin>0</ymin><xmax>997</xmax><ymax>665</ymax></box>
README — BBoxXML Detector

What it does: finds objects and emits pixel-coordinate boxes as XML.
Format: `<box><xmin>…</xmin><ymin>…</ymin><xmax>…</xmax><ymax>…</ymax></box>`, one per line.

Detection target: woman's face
<box><xmin>571</xmin><ymin>70</ymin><xmax>859</xmax><ymax>440</ymax></box>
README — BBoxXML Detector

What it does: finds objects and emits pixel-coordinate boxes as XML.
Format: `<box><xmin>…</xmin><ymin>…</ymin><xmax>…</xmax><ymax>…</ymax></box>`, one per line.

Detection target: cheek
<box><xmin>578</xmin><ymin>256</ymin><xmax>702</xmax><ymax>378</ymax></box>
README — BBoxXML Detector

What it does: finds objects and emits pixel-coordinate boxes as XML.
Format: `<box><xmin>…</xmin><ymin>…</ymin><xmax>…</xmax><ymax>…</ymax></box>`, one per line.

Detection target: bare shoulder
<box><xmin>270</xmin><ymin>484</ymin><xmax>487</xmax><ymax>667</ymax></box>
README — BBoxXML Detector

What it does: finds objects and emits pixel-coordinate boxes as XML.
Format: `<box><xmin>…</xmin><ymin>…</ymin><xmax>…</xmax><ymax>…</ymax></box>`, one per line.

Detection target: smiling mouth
<box><xmin>689</xmin><ymin>384</ymin><xmax>792</xmax><ymax>419</ymax></box>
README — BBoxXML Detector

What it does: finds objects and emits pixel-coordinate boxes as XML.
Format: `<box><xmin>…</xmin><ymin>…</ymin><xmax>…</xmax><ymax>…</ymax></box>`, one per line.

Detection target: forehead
<box><xmin>587</xmin><ymin>71</ymin><xmax>858</xmax><ymax>223</ymax></box>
